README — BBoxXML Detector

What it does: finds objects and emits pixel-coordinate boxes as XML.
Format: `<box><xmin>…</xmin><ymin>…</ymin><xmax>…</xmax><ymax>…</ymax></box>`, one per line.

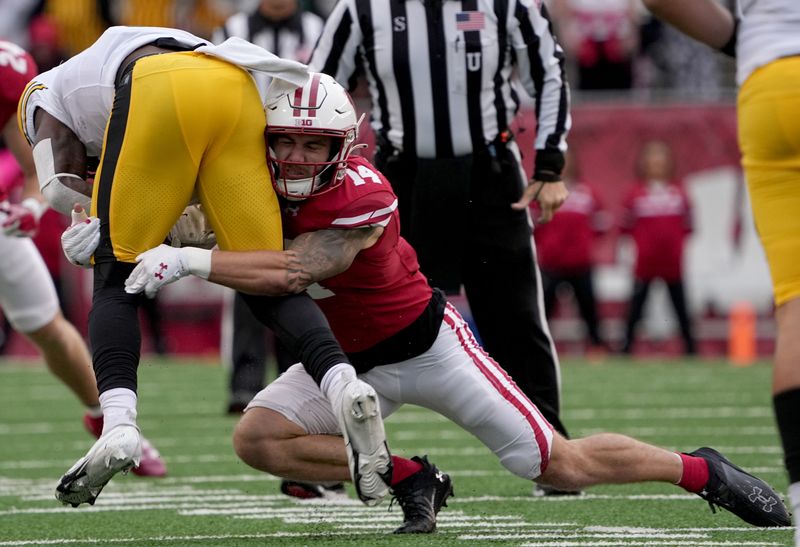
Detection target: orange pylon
<box><xmin>728</xmin><ymin>301</ymin><xmax>756</xmax><ymax>366</ymax></box>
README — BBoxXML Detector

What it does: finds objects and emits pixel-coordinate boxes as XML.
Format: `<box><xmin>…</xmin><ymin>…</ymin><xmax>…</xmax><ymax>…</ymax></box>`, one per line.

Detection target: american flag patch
<box><xmin>455</xmin><ymin>11</ymin><xmax>485</xmax><ymax>32</ymax></box>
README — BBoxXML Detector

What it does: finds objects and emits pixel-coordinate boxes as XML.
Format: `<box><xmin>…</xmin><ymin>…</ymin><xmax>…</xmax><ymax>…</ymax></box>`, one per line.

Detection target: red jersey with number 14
<box><xmin>281</xmin><ymin>156</ymin><xmax>432</xmax><ymax>353</ymax></box>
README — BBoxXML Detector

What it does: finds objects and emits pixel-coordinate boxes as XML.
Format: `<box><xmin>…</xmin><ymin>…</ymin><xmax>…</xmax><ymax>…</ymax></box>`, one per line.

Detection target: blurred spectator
<box><xmin>533</xmin><ymin>151</ymin><xmax>611</xmax><ymax>355</ymax></box>
<box><xmin>550</xmin><ymin>0</ymin><xmax>640</xmax><ymax>90</ymax></box>
<box><xmin>294</xmin><ymin>0</ymin><xmax>334</xmax><ymax>18</ymax></box>
<box><xmin>212</xmin><ymin>0</ymin><xmax>322</xmax><ymax>413</ymax></box>
<box><xmin>0</xmin><ymin>0</ymin><xmax>39</xmax><ymax>48</ymax></box>
<box><xmin>213</xmin><ymin>0</ymin><xmax>322</xmax><ymax>91</ymax></box>
<box><xmin>117</xmin><ymin>0</ymin><xmax>228</xmax><ymax>39</ymax></box>
<box><xmin>638</xmin><ymin>15</ymin><xmax>728</xmax><ymax>98</ymax></box>
<box><xmin>39</xmin><ymin>0</ymin><xmax>112</xmax><ymax>58</ymax></box>
<box><xmin>27</xmin><ymin>14</ymin><xmax>67</xmax><ymax>72</ymax></box>
<box><xmin>619</xmin><ymin>140</ymin><xmax>696</xmax><ymax>356</ymax></box>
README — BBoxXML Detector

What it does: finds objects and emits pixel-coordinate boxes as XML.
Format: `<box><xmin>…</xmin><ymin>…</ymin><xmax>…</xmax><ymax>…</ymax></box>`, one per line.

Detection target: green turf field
<box><xmin>0</xmin><ymin>357</ymin><xmax>793</xmax><ymax>546</ymax></box>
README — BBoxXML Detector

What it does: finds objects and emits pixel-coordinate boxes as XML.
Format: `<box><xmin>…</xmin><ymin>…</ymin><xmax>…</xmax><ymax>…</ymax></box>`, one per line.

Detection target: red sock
<box><xmin>391</xmin><ymin>456</ymin><xmax>423</xmax><ymax>486</ymax></box>
<box><xmin>677</xmin><ymin>453</ymin><xmax>709</xmax><ymax>493</ymax></box>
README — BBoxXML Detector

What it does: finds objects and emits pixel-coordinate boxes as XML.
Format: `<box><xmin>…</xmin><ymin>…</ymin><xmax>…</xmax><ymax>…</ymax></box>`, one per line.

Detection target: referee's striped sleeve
<box><xmin>213</xmin><ymin>12</ymin><xmax>249</xmax><ymax>45</ymax></box>
<box><xmin>510</xmin><ymin>0</ymin><xmax>570</xmax><ymax>173</ymax></box>
<box><xmin>308</xmin><ymin>0</ymin><xmax>362</xmax><ymax>90</ymax></box>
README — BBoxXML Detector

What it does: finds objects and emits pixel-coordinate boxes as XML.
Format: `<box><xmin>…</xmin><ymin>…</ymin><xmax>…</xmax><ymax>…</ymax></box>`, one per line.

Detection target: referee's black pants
<box><xmin>225</xmin><ymin>291</ymin><xmax>295</xmax><ymax>410</ymax></box>
<box><xmin>376</xmin><ymin>143</ymin><xmax>568</xmax><ymax>437</ymax></box>
<box><xmin>542</xmin><ymin>268</ymin><xmax>604</xmax><ymax>347</ymax></box>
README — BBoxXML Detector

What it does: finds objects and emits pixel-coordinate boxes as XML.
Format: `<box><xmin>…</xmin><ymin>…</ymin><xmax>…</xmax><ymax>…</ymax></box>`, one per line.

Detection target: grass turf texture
<box><xmin>0</xmin><ymin>357</ymin><xmax>793</xmax><ymax>546</ymax></box>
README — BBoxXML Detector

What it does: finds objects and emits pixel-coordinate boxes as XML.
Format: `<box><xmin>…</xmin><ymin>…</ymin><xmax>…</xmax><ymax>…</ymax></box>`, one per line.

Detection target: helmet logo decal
<box><xmin>292</xmin><ymin>73</ymin><xmax>323</xmax><ymax>118</ymax></box>
<box><xmin>265</xmin><ymin>72</ymin><xmax>358</xmax><ymax>201</ymax></box>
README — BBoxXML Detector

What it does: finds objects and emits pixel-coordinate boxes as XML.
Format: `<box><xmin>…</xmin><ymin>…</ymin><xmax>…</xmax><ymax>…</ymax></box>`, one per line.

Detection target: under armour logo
<box><xmin>748</xmin><ymin>486</ymin><xmax>778</xmax><ymax>512</ymax></box>
<box><xmin>154</xmin><ymin>262</ymin><xmax>168</xmax><ymax>280</ymax></box>
<box><xmin>284</xmin><ymin>205</ymin><xmax>300</xmax><ymax>217</ymax></box>
<box><xmin>435</xmin><ymin>470</ymin><xmax>445</xmax><ymax>482</ymax></box>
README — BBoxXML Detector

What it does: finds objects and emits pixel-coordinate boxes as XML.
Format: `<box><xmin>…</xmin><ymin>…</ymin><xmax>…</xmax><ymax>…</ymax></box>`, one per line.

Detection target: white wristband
<box><xmin>182</xmin><ymin>247</ymin><xmax>212</xmax><ymax>279</ymax></box>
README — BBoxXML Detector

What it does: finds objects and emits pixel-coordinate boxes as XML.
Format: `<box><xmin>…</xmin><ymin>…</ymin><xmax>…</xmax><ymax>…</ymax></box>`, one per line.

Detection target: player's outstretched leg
<box><xmin>56</xmin><ymin>424</ymin><xmax>142</xmax><ymax>507</ymax></box>
<box><xmin>83</xmin><ymin>413</ymin><xmax>167</xmax><ymax>477</ymax></box>
<box><xmin>687</xmin><ymin>447</ymin><xmax>791</xmax><ymax>527</ymax></box>
<box><xmin>390</xmin><ymin>455</ymin><xmax>454</xmax><ymax>534</ymax></box>
<box><xmin>336</xmin><ymin>379</ymin><xmax>393</xmax><ymax>506</ymax></box>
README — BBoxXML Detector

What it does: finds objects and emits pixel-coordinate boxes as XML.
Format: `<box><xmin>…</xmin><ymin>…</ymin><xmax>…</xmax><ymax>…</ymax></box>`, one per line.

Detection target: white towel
<box><xmin>196</xmin><ymin>37</ymin><xmax>309</xmax><ymax>88</ymax></box>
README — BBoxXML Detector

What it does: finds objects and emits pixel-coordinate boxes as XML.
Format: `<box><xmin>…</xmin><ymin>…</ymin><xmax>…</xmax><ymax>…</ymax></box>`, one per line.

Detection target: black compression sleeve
<box><xmin>238</xmin><ymin>292</ymin><xmax>349</xmax><ymax>386</ymax></box>
<box><xmin>774</xmin><ymin>388</ymin><xmax>800</xmax><ymax>483</ymax></box>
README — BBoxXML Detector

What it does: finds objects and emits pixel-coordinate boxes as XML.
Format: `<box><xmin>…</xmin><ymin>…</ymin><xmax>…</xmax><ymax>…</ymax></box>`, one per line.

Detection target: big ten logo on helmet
<box><xmin>295</xmin><ymin>119</ymin><xmax>314</xmax><ymax>126</ymax></box>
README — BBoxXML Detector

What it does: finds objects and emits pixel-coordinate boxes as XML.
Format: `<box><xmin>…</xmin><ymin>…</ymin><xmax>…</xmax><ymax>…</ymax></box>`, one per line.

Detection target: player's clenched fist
<box><xmin>61</xmin><ymin>204</ymin><xmax>100</xmax><ymax>267</ymax></box>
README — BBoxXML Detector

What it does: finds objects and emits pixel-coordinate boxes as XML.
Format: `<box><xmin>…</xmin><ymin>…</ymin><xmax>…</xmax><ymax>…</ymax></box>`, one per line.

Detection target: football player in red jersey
<box><xmin>119</xmin><ymin>73</ymin><xmax>789</xmax><ymax>532</ymax></box>
<box><xmin>0</xmin><ymin>40</ymin><xmax>166</xmax><ymax>477</ymax></box>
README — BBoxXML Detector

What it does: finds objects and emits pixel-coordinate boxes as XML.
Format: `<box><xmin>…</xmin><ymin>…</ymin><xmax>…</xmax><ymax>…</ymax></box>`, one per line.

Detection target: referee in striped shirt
<box><xmin>309</xmin><ymin>0</ymin><xmax>574</xmax><ymax>475</ymax></box>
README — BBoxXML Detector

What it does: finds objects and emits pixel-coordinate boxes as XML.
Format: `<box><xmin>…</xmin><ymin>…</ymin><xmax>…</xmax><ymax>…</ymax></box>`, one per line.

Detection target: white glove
<box><xmin>168</xmin><ymin>204</ymin><xmax>217</xmax><ymax>249</ymax></box>
<box><xmin>125</xmin><ymin>244</ymin><xmax>190</xmax><ymax>298</ymax></box>
<box><xmin>125</xmin><ymin>244</ymin><xmax>212</xmax><ymax>298</ymax></box>
<box><xmin>61</xmin><ymin>205</ymin><xmax>100</xmax><ymax>267</ymax></box>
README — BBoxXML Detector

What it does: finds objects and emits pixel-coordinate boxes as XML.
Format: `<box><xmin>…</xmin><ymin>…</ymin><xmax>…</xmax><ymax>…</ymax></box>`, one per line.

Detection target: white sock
<box><xmin>790</xmin><ymin>482</ymin><xmax>800</xmax><ymax>547</ymax></box>
<box><xmin>99</xmin><ymin>388</ymin><xmax>138</xmax><ymax>435</ymax></box>
<box><xmin>320</xmin><ymin>363</ymin><xmax>357</xmax><ymax>405</ymax></box>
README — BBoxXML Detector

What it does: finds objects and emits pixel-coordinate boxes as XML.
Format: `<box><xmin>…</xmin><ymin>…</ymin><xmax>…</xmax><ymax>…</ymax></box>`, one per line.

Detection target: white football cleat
<box><xmin>337</xmin><ymin>379</ymin><xmax>393</xmax><ymax>506</ymax></box>
<box><xmin>56</xmin><ymin>424</ymin><xmax>142</xmax><ymax>507</ymax></box>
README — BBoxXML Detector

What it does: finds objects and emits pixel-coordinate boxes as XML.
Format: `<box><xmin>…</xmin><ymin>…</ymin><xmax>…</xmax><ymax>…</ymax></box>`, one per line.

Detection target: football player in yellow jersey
<box><xmin>644</xmin><ymin>0</ymin><xmax>800</xmax><ymax>541</ymax></box>
<box><xmin>21</xmin><ymin>27</ymin><xmax>392</xmax><ymax>508</ymax></box>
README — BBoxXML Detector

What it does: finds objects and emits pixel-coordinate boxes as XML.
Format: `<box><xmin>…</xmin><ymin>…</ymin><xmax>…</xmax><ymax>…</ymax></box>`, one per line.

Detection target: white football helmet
<box><xmin>264</xmin><ymin>73</ymin><xmax>362</xmax><ymax>200</ymax></box>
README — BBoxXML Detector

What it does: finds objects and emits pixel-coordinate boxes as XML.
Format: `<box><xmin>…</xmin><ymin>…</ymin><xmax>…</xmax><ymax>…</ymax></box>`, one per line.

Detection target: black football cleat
<box><xmin>280</xmin><ymin>480</ymin><xmax>347</xmax><ymax>499</ymax></box>
<box><xmin>390</xmin><ymin>456</ymin><xmax>454</xmax><ymax>534</ymax></box>
<box><xmin>686</xmin><ymin>447</ymin><xmax>791</xmax><ymax>527</ymax></box>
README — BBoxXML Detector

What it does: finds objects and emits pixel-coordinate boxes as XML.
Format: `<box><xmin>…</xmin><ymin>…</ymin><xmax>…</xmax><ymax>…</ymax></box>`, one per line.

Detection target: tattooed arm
<box><xmin>206</xmin><ymin>226</ymin><xmax>384</xmax><ymax>295</ymax></box>
<box><xmin>287</xmin><ymin>226</ymin><xmax>384</xmax><ymax>282</ymax></box>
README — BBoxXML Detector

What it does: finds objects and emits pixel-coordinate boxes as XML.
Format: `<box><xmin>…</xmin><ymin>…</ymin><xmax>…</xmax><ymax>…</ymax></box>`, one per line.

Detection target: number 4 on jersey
<box><xmin>348</xmin><ymin>165</ymin><xmax>382</xmax><ymax>186</ymax></box>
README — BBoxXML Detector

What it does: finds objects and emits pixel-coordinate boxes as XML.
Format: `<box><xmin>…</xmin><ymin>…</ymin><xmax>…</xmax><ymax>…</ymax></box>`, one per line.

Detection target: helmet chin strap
<box><xmin>281</xmin><ymin>162</ymin><xmax>335</xmax><ymax>200</ymax></box>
